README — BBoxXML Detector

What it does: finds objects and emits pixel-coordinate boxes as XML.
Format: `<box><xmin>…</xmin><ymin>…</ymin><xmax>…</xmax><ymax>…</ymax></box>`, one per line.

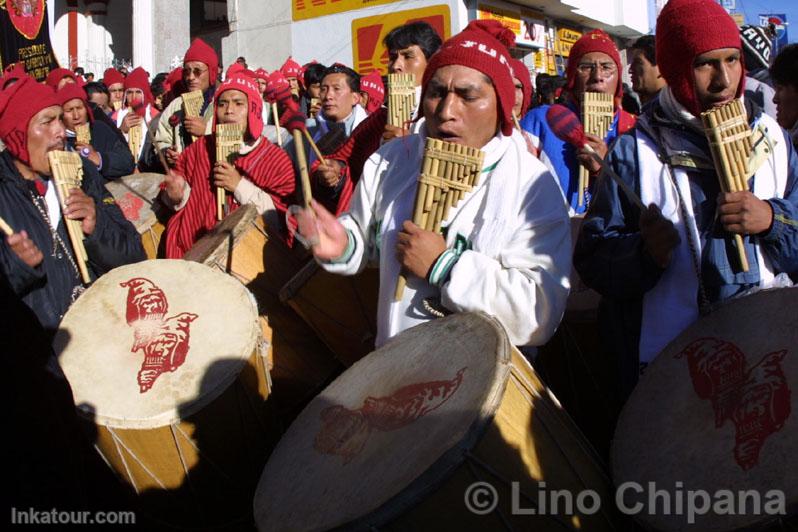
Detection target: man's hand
<box><xmin>294</xmin><ymin>199</ymin><xmax>349</xmax><ymax>259</ymax></box>
<box><xmin>640</xmin><ymin>204</ymin><xmax>680</xmax><ymax>269</ymax></box>
<box><xmin>120</xmin><ymin>113</ymin><xmax>142</xmax><ymax>134</ymax></box>
<box><xmin>718</xmin><ymin>191</ymin><xmax>773</xmax><ymax>235</ymax></box>
<box><xmin>313</xmin><ymin>160</ymin><xmax>343</xmax><ymax>188</ymax></box>
<box><xmin>7</xmin><ymin>230</ymin><xmax>43</xmax><ymax>268</ymax></box>
<box><xmin>395</xmin><ymin>221</ymin><xmax>447</xmax><ymax>280</ymax></box>
<box><xmin>382</xmin><ymin>124</ymin><xmax>407</xmax><ymax>143</ymax></box>
<box><xmin>213</xmin><ymin>161</ymin><xmax>242</xmax><ymax>192</ymax></box>
<box><xmin>163</xmin><ymin>147</ymin><xmax>180</xmax><ymax>168</ymax></box>
<box><xmin>64</xmin><ymin>188</ymin><xmax>97</xmax><ymax>235</ymax></box>
<box><xmin>575</xmin><ymin>133</ymin><xmax>608</xmax><ymax>175</ymax></box>
<box><xmin>163</xmin><ymin>170</ymin><xmax>187</xmax><ymax>206</ymax></box>
<box><xmin>183</xmin><ymin>116</ymin><xmax>207</xmax><ymax>138</ymax></box>
<box><xmin>75</xmin><ymin>143</ymin><xmax>101</xmax><ymax>167</ymax></box>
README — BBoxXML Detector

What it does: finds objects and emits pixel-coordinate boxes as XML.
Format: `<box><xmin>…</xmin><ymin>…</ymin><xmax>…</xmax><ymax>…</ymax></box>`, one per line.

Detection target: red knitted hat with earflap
<box><xmin>183</xmin><ymin>38</ymin><xmax>219</xmax><ymax>86</ymax></box>
<box><xmin>0</xmin><ymin>75</ymin><xmax>60</xmax><ymax>165</ymax></box>
<box><xmin>124</xmin><ymin>67</ymin><xmax>154</xmax><ymax>110</ymax></box>
<box><xmin>509</xmin><ymin>58</ymin><xmax>532</xmax><ymax>116</ymax></box>
<box><xmin>360</xmin><ymin>70</ymin><xmax>385</xmax><ymax>114</ymax></box>
<box><xmin>565</xmin><ymin>29</ymin><xmax>623</xmax><ymax>102</ymax></box>
<box><xmin>213</xmin><ymin>74</ymin><xmax>263</xmax><ymax>139</ymax></box>
<box><xmin>421</xmin><ymin>19</ymin><xmax>517</xmax><ymax>136</ymax></box>
<box><xmin>656</xmin><ymin>0</ymin><xmax>744</xmax><ymax>117</ymax></box>
<box><xmin>46</xmin><ymin>67</ymin><xmax>78</xmax><ymax>89</ymax></box>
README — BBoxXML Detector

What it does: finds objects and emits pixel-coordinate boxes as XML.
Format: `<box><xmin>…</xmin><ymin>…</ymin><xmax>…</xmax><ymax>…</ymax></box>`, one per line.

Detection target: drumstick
<box><xmin>272</xmin><ymin>103</ymin><xmax>282</xmax><ymax>146</ymax></box>
<box><xmin>0</xmin><ymin>215</ymin><xmax>13</xmax><ymax>236</ymax></box>
<box><xmin>292</xmin><ymin>129</ymin><xmax>313</xmax><ymax>208</ymax></box>
<box><xmin>302</xmin><ymin>129</ymin><xmax>327</xmax><ymax>166</ymax></box>
<box><xmin>512</xmin><ymin>114</ymin><xmax>522</xmax><ymax>133</ymax></box>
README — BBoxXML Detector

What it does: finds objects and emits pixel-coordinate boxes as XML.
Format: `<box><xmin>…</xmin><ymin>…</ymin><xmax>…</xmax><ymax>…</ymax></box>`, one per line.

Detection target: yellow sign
<box><xmin>293</xmin><ymin>0</ymin><xmax>399</xmax><ymax>22</ymax></box>
<box><xmin>477</xmin><ymin>3</ymin><xmax>547</xmax><ymax>48</ymax></box>
<box><xmin>556</xmin><ymin>26</ymin><xmax>582</xmax><ymax>57</ymax></box>
<box><xmin>731</xmin><ymin>13</ymin><xmax>745</xmax><ymax>26</ymax></box>
<box><xmin>477</xmin><ymin>3</ymin><xmax>521</xmax><ymax>34</ymax></box>
<box><xmin>351</xmin><ymin>5</ymin><xmax>451</xmax><ymax>75</ymax></box>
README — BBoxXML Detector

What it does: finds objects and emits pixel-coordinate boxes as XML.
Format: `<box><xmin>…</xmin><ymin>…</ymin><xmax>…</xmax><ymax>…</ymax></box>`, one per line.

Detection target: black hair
<box><xmin>771</xmin><ymin>43</ymin><xmax>798</xmax><ymax>88</ymax></box>
<box><xmin>83</xmin><ymin>81</ymin><xmax>110</xmax><ymax>99</ymax></box>
<box><xmin>630</xmin><ymin>35</ymin><xmax>656</xmax><ymax>66</ymax></box>
<box><xmin>383</xmin><ymin>21</ymin><xmax>442</xmax><ymax>59</ymax></box>
<box><xmin>73</xmin><ymin>66</ymin><xmax>84</xmax><ymax>76</ymax></box>
<box><xmin>534</xmin><ymin>75</ymin><xmax>567</xmax><ymax>106</ymax></box>
<box><xmin>322</xmin><ymin>64</ymin><xmax>360</xmax><ymax>92</ymax></box>
<box><xmin>304</xmin><ymin>63</ymin><xmax>327</xmax><ymax>87</ymax></box>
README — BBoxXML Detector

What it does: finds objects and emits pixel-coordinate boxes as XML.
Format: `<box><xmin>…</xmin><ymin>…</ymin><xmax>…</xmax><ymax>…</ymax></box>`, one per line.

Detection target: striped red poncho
<box><xmin>165</xmin><ymin>136</ymin><xmax>296</xmax><ymax>258</ymax></box>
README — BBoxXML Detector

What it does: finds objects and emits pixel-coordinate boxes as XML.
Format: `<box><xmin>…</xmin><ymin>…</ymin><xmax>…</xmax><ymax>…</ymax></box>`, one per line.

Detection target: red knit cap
<box><xmin>226</xmin><ymin>62</ymin><xmax>246</xmax><ymax>78</ymax></box>
<box><xmin>183</xmin><ymin>38</ymin><xmax>219</xmax><ymax>86</ymax></box>
<box><xmin>3</xmin><ymin>63</ymin><xmax>27</xmax><ymax>88</ymax></box>
<box><xmin>509</xmin><ymin>58</ymin><xmax>532</xmax><ymax>115</ymax></box>
<box><xmin>253</xmin><ymin>68</ymin><xmax>269</xmax><ymax>82</ymax></box>
<box><xmin>360</xmin><ymin>70</ymin><xmax>385</xmax><ymax>114</ymax></box>
<box><xmin>565</xmin><ymin>29</ymin><xmax>622</xmax><ymax>101</ymax></box>
<box><xmin>56</xmin><ymin>83</ymin><xmax>93</xmax><ymax>123</ymax></box>
<box><xmin>214</xmin><ymin>74</ymin><xmax>263</xmax><ymax>140</ymax></box>
<box><xmin>163</xmin><ymin>67</ymin><xmax>183</xmax><ymax>93</ymax></box>
<box><xmin>656</xmin><ymin>0</ymin><xmax>744</xmax><ymax>117</ymax></box>
<box><xmin>0</xmin><ymin>75</ymin><xmax>60</xmax><ymax>165</ymax></box>
<box><xmin>102</xmin><ymin>67</ymin><xmax>125</xmax><ymax>88</ymax></box>
<box><xmin>45</xmin><ymin>67</ymin><xmax>78</xmax><ymax>89</ymax></box>
<box><xmin>421</xmin><ymin>20</ymin><xmax>516</xmax><ymax>136</ymax></box>
<box><xmin>280</xmin><ymin>57</ymin><xmax>303</xmax><ymax>80</ymax></box>
<box><xmin>124</xmin><ymin>67</ymin><xmax>153</xmax><ymax>106</ymax></box>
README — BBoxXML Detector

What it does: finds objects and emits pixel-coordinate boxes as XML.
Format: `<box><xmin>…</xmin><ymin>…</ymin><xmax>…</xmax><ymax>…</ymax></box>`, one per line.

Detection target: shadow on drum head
<box><xmin>134</xmin><ymin>358</ymin><xmax>277</xmax><ymax>530</ymax></box>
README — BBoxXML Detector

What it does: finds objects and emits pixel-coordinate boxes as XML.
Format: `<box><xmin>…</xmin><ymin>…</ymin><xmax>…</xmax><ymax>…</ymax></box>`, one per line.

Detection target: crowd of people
<box><xmin>3</xmin><ymin>0</ymin><xmax>798</xmax><ymax>520</ymax></box>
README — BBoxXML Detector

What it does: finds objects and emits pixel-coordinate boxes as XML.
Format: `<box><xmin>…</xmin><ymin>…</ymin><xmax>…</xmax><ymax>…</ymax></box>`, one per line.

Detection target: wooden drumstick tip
<box><xmin>0</xmin><ymin>216</ymin><xmax>13</xmax><ymax>237</ymax></box>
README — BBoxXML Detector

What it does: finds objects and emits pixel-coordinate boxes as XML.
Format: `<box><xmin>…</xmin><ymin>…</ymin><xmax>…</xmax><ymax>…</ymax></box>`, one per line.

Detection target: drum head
<box><xmin>55</xmin><ymin>260</ymin><xmax>260</xmax><ymax>429</ymax></box>
<box><xmin>612</xmin><ymin>288</ymin><xmax>798</xmax><ymax>531</ymax></box>
<box><xmin>105</xmin><ymin>173</ymin><xmax>167</xmax><ymax>234</ymax></box>
<box><xmin>254</xmin><ymin>313</ymin><xmax>511</xmax><ymax>531</ymax></box>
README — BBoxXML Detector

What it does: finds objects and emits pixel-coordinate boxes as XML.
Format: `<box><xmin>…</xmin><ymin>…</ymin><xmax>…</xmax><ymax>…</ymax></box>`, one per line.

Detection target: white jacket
<box><xmin>320</xmin><ymin>128</ymin><xmax>571</xmax><ymax>347</ymax></box>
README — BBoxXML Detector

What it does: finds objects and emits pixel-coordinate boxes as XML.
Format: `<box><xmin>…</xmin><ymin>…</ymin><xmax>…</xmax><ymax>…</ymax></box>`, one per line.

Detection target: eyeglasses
<box><xmin>183</xmin><ymin>67</ymin><xmax>208</xmax><ymax>78</ymax></box>
<box><xmin>576</xmin><ymin>62</ymin><xmax>617</xmax><ymax>75</ymax></box>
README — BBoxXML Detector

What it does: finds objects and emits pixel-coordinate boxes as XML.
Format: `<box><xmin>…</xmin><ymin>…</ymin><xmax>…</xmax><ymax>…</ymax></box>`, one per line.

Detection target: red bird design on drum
<box><xmin>314</xmin><ymin>367</ymin><xmax>466</xmax><ymax>464</ymax></box>
<box><xmin>676</xmin><ymin>338</ymin><xmax>790</xmax><ymax>470</ymax></box>
<box><xmin>120</xmin><ymin>277</ymin><xmax>198</xmax><ymax>393</ymax></box>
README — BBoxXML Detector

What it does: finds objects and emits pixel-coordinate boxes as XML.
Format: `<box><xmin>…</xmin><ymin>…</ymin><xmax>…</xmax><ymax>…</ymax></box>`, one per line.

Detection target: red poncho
<box><xmin>165</xmin><ymin>137</ymin><xmax>296</xmax><ymax>258</ymax></box>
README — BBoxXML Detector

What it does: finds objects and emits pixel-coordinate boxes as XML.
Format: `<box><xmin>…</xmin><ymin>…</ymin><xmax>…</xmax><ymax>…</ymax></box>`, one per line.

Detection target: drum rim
<box><xmin>56</xmin><ymin>259</ymin><xmax>262</xmax><ymax>429</ymax></box>
<box><xmin>611</xmin><ymin>286</ymin><xmax>798</xmax><ymax>531</ymax></box>
<box><xmin>183</xmin><ymin>203</ymin><xmax>260</xmax><ymax>264</ymax></box>
<box><xmin>254</xmin><ymin>312</ymin><xmax>513</xmax><ymax>531</ymax></box>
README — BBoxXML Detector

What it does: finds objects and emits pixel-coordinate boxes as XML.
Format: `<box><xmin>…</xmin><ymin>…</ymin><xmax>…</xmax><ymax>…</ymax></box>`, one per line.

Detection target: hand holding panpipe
<box><xmin>47</xmin><ymin>151</ymin><xmax>91</xmax><ymax>284</ymax></box>
<box><xmin>579</xmin><ymin>92</ymin><xmax>614</xmax><ymax>207</ymax></box>
<box><xmin>215</xmin><ymin>123</ymin><xmax>245</xmax><ymax>221</ymax></box>
<box><xmin>394</xmin><ymin>139</ymin><xmax>484</xmax><ymax>301</ymax></box>
<box><xmin>701</xmin><ymin>99</ymin><xmax>752</xmax><ymax>272</ymax></box>
<box><xmin>387</xmin><ymin>74</ymin><xmax>415</xmax><ymax>129</ymax></box>
<box><xmin>182</xmin><ymin>90</ymin><xmax>204</xmax><ymax>142</ymax></box>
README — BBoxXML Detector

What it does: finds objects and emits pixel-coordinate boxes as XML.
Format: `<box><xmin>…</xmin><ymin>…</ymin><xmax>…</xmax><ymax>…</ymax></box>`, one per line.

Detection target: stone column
<box><xmin>132</xmin><ymin>0</ymin><xmax>154</xmax><ymax>73</ymax></box>
<box><xmin>151</xmin><ymin>0</ymin><xmax>190</xmax><ymax>73</ymax></box>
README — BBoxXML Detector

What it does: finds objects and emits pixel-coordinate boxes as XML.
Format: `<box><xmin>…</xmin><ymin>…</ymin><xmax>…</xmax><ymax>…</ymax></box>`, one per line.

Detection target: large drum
<box><xmin>280</xmin><ymin>259</ymin><xmax>379</xmax><ymax>367</ymax></box>
<box><xmin>105</xmin><ymin>173</ymin><xmax>169</xmax><ymax>259</ymax></box>
<box><xmin>254</xmin><ymin>313</ymin><xmax>616</xmax><ymax>531</ymax></box>
<box><xmin>54</xmin><ymin>260</ymin><xmax>274</xmax><ymax>528</ymax></box>
<box><xmin>183</xmin><ymin>204</ymin><xmax>342</xmax><ymax>419</ymax></box>
<box><xmin>612</xmin><ymin>288</ymin><xmax>798</xmax><ymax>531</ymax></box>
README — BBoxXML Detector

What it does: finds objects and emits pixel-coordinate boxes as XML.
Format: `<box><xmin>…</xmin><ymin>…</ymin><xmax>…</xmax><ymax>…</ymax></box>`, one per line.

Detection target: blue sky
<box><xmin>737</xmin><ymin>0</ymin><xmax>797</xmax><ymax>43</ymax></box>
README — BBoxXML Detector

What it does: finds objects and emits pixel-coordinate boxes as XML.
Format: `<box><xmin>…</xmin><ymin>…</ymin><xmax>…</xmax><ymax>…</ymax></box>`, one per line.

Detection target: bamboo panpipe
<box><xmin>46</xmin><ymin>151</ymin><xmax>91</xmax><ymax>284</ymax></box>
<box><xmin>75</xmin><ymin>123</ymin><xmax>91</xmax><ymax>146</ymax></box>
<box><xmin>701</xmin><ymin>99</ymin><xmax>753</xmax><ymax>272</ymax></box>
<box><xmin>394</xmin><ymin>138</ymin><xmax>484</xmax><ymax>300</ymax></box>
<box><xmin>579</xmin><ymin>92</ymin><xmax>614</xmax><ymax>207</ymax></box>
<box><xmin>387</xmin><ymin>74</ymin><xmax>416</xmax><ymax>128</ymax></box>
<box><xmin>182</xmin><ymin>90</ymin><xmax>204</xmax><ymax>142</ymax></box>
<box><xmin>215</xmin><ymin>123</ymin><xmax>245</xmax><ymax>221</ymax></box>
<box><xmin>112</xmin><ymin>101</ymin><xmax>122</xmax><ymax>112</ymax></box>
<box><xmin>309</xmin><ymin>97</ymin><xmax>320</xmax><ymax>118</ymax></box>
<box><xmin>127</xmin><ymin>119</ymin><xmax>143</xmax><ymax>161</ymax></box>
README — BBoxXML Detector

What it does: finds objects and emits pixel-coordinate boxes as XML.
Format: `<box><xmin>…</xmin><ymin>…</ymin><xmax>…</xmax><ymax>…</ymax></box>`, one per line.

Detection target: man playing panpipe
<box><xmin>161</xmin><ymin>75</ymin><xmax>296</xmax><ymax>258</ymax></box>
<box><xmin>0</xmin><ymin>76</ymin><xmax>145</xmax><ymax>336</ymax></box>
<box><xmin>310</xmin><ymin>21</ymin><xmax>443</xmax><ymax>215</ymax></box>
<box><xmin>46</xmin><ymin>67</ymin><xmax>125</xmax><ymax>141</ymax></box>
<box><xmin>57</xmin><ymin>84</ymin><xmax>135</xmax><ymax>180</ymax></box>
<box><xmin>155</xmin><ymin>38</ymin><xmax>219</xmax><ymax>167</ymax></box>
<box><xmin>521</xmin><ymin>29</ymin><xmax>636</xmax><ymax>213</ymax></box>
<box><xmin>115</xmin><ymin>67</ymin><xmax>158</xmax><ymax>166</ymax></box>
<box><xmin>574</xmin><ymin>0</ymin><xmax>798</xmax><ymax>403</ymax></box>
<box><xmin>296</xmin><ymin>20</ymin><xmax>571</xmax><ymax>349</ymax></box>
<box><xmin>280</xmin><ymin>56</ymin><xmax>305</xmax><ymax>101</ymax></box>
<box><xmin>102</xmin><ymin>67</ymin><xmax>126</xmax><ymax>117</ymax></box>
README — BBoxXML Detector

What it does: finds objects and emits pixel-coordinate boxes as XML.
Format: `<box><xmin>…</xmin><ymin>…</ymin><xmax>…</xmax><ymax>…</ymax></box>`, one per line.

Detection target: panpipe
<box><xmin>579</xmin><ymin>92</ymin><xmax>614</xmax><ymax>207</ymax></box>
<box><xmin>46</xmin><ymin>151</ymin><xmax>91</xmax><ymax>284</ymax></box>
<box><xmin>182</xmin><ymin>89</ymin><xmax>204</xmax><ymax>143</ymax></box>
<box><xmin>387</xmin><ymin>74</ymin><xmax>416</xmax><ymax>129</ymax></box>
<box><xmin>215</xmin><ymin>123</ymin><xmax>244</xmax><ymax>221</ymax></box>
<box><xmin>127</xmin><ymin>120</ymin><xmax>143</xmax><ymax>161</ymax></box>
<box><xmin>75</xmin><ymin>124</ymin><xmax>91</xmax><ymax>145</ymax></box>
<box><xmin>309</xmin><ymin>97</ymin><xmax>319</xmax><ymax>118</ymax></box>
<box><xmin>112</xmin><ymin>101</ymin><xmax>122</xmax><ymax>112</ymax></box>
<box><xmin>394</xmin><ymin>138</ymin><xmax>485</xmax><ymax>300</ymax></box>
<box><xmin>701</xmin><ymin>99</ymin><xmax>751</xmax><ymax>272</ymax></box>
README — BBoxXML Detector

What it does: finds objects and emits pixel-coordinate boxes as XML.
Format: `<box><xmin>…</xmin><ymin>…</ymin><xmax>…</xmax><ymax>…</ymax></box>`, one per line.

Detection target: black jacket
<box><xmin>0</xmin><ymin>150</ymin><xmax>145</xmax><ymax>336</ymax></box>
<box><xmin>66</xmin><ymin>119</ymin><xmax>135</xmax><ymax>180</ymax></box>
